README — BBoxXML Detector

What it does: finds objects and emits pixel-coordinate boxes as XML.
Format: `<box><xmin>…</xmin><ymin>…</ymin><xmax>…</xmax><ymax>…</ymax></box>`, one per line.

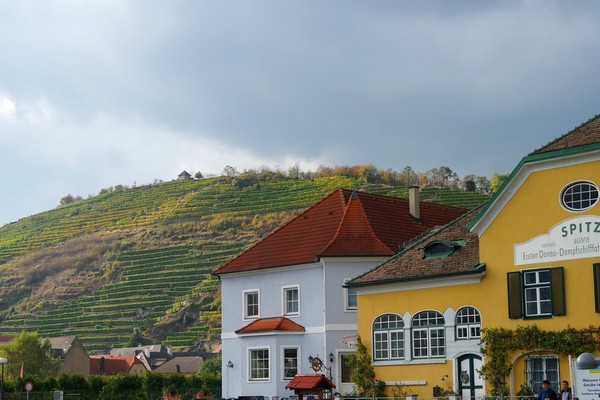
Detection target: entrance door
<box><xmin>339</xmin><ymin>353</ymin><xmax>356</xmax><ymax>395</ymax></box>
<box><xmin>457</xmin><ymin>354</ymin><xmax>484</xmax><ymax>400</ymax></box>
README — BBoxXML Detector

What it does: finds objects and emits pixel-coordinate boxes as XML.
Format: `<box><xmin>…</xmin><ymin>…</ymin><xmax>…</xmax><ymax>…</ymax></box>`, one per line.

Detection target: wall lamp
<box><xmin>329</xmin><ymin>353</ymin><xmax>334</xmax><ymax>363</ymax></box>
<box><xmin>227</xmin><ymin>360</ymin><xmax>233</xmax><ymax>368</ymax></box>
<box><xmin>576</xmin><ymin>352</ymin><xmax>600</xmax><ymax>369</ymax></box>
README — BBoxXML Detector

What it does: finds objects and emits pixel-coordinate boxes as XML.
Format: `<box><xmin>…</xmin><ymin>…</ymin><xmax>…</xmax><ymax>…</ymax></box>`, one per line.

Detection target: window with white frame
<box><xmin>507</xmin><ymin>267</ymin><xmax>565</xmax><ymax>319</ymax></box>
<box><xmin>344</xmin><ymin>278</ymin><xmax>357</xmax><ymax>311</ymax></box>
<box><xmin>412</xmin><ymin>310</ymin><xmax>445</xmax><ymax>358</ymax></box>
<box><xmin>283</xmin><ymin>286</ymin><xmax>299</xmax><ymax>316</ymax></box>
<box><xmin>373</xmin><ymin>313</ymin><xmax>405</xmax><ymax>361</ymax></box>
<box><xmin>455</xmin><ymin>307</ymin><xmax>481</xmax><ymax>340</ymax></box>
<box><xmin>282</xmin><ymin>347</ymin><xmax>299</xmax><ymax>379</ymax></box>
<box><xmin>523</xmin><ymin>269</ymin><xmax>553</xmax><ymax>317</ymax></box>
<box><xmin>526</xmin><ymin>355</ymin><xmax>558</xmax><ymax>390</ymax></box>
<box><xmin>244</xmin><ymin>290</ymin><xmax>259</xmax><ymax>319</ymax></box>
<box><xmin>249</xmin><ymin>348</ymin><xmax>269</xmax><ymax>381</ymax></box>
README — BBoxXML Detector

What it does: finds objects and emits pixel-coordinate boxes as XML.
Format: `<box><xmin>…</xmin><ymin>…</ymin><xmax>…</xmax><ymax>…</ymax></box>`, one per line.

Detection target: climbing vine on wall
<box><xmin>480</xmin><ymin>325</ymin><xmax>600</xmax><ymax>395</ymax></box>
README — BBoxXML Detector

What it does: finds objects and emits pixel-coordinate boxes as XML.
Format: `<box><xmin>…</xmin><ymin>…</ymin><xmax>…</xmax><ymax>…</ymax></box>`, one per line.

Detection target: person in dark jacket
<box><xmin>559</xmin><ymin>380</ymin><xmax>572</xmax><ymax>400</ymax></box>
<box><xmin>538</xmin><ymin>380</ymin><xmax>558</xmax><ymax>400</ymax></box>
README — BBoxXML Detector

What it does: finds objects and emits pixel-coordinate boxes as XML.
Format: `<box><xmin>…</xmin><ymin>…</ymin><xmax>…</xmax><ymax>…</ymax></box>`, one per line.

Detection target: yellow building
<box><xmin>349</xmin><ymin>115</ymin><xmax>600</xmax><ymax>399</ymax></box>
<box><xmin>470</xmin><ymin>115</ymin><xmax>600</xmax><ymax>399</ymax></box>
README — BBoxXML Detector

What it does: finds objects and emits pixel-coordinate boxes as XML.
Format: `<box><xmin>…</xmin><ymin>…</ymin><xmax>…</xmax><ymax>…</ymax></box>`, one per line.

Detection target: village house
<box><xmin>213</xmin><ymin>188</ymin><xmax>466</xmax><ymax>398</ymax></box>
<box><xmin>348</xmin><ymin>114</ymin><xmax>600</xmax><ymax>399</ymax></box>
<box><xmin>89</xmin><ymin>354</ymin><xmax>147</xmax><ymax>375</ymax></box>
<box><xmin>48</xmin><ymin>335</ymin><xmax>91</xmax><ymax>375</ymax></box>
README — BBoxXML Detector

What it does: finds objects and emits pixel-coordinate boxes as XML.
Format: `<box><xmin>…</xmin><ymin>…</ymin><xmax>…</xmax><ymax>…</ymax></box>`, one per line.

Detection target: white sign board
<box><xmin>573</xmin><ymin>360</ymin><xmax>600</xmax><ymax>400</ymax></box>
<box><xmin>514</xmin><ymin>216</ymin><xmax>600</xmax><ymax>266</ymax></box>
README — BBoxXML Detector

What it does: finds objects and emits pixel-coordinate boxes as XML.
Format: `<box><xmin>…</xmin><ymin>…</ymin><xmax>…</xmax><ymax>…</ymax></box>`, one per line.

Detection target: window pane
<box><xmin>413</xmin><ymin>329</ymin><xmax>428</xmax><ymax>358</ymax></box>
<box><xmin>430</xmin><ymin>328</ymin><xmax>445</xmax><ymax>357</ymax></box>
<box><xmin>347</xmin><ymin>287</ymin><xmax>357</xmax><ymax>309</ymax></box>
<box><xmin>539</xmin><ymin>270</ymin><xmax>550</xmax><ymax>283</ymax></box>
<box><xmin>246</xmin><ymin>292</ymin><xmax>259</xmax><ymax>318</ymax></box>
<box><xmin>374</xmin><ymin>332</ymin><xmax>388</xmax><ymax>360</ymax></box>
<box><xmin>341</xmin><ymin>355</ymin><xmax>354</xmax><ymax>383</ymax></box>
<box><xmin>250</xmin><ymin>349</ymin><xmax>269</xmax><ymax>380</ymax></box>
<box><xmin>390</xmin><ymin>330</ymin><xmax>404</xmax><ymax>359</ymax></box>
<box><xmin>283</xmin><ymin>348</ymin><xmax>298</xmax><ymax>379</ymax></box>
<box><xmin>285</xmin><ymin>288</ymin><xmax>299</xmax><ymax>315</ymax></box>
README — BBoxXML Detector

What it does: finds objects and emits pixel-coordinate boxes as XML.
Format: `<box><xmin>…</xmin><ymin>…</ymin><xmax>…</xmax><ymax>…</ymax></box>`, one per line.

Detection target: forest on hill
<box><xmin>0</xmin><ymin>165</ymin><xmax>494</xmax><ymax>353</ymax></box>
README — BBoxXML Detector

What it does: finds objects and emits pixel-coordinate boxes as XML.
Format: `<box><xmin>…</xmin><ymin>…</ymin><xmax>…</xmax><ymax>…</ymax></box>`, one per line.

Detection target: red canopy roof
<box><xmin>286</xmin><ymin>374</ymin><xmax>336</xmax><ymax>390</ymax></box>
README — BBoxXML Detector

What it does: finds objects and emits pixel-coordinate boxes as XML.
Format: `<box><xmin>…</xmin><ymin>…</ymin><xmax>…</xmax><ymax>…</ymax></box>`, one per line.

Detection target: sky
<box><xmin>1</xmin><ymin>1</ymin><xmax>600</xmax><ymax>226</ymax></box>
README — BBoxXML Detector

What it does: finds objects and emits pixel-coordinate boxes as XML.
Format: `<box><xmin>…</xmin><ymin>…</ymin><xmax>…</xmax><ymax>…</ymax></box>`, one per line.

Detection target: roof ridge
<box><xmin>529</xmin><ymin>114</ymin><xmax>600</xmax><ymax>155</ymax></box>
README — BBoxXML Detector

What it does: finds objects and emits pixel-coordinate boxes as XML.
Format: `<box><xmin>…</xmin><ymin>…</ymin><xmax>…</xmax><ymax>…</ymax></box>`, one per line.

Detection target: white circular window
<box><xmin>560</xmin><ymin>181</ymin><xmax>599</xmax><ymax>212</ymax></box>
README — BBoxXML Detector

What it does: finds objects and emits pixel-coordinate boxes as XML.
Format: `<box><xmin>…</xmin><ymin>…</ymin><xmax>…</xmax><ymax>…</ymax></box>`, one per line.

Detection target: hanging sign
<box><xmin>514</xmin><ymin>216</ymin><xmax>600</xmax><ymax>266</ymax></box>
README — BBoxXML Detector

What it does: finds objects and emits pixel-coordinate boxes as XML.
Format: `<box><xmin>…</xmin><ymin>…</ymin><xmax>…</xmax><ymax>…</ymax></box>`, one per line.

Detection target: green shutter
<box><xmin>507</xmin><ymin>271</ymin><xmax>523</xmax><ymax>319</ymax></box>
<box><xmin>594</xmin><ymin>264</ymin><xmax>600</xmax><ymax>313</ymax></box>
<box><xmin>551</xmin><ymin>267</ymin><xmax>566</xmax><ymax>316</ymax></box>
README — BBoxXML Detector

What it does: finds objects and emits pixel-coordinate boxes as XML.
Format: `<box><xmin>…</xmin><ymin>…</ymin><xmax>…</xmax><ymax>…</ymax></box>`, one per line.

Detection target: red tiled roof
<box><xmin>214</xmin><ymin>189</ymin><xmax>466</xmax><ymax>274</ymax></box>
<box><xmin>531</xmin><ymin>114</ymin><xmax>600</xmax><ymax>155</ymax></box>
<box><xmin>319</xmin><ymin>190</ymin><xmax>393</xmax><ymax>256</ymax></box>
<box><xmin>285</xmin><ymin>374</ymin><xmax>336</xmax><ymax>390</ymax></box>
<box><xmin>349</xmin><ymin>206</ymin><xmax>484</xmax><ymax>286</ymax></box>
<box><xmin>235</xmin><ymin>317</ymin><xmax>305</xmax><ymax>334</ymax></box>
<box><xmin>90</xmin><ymin>355</ymin><xmax>144</xmax><ymax>375</ymax></box>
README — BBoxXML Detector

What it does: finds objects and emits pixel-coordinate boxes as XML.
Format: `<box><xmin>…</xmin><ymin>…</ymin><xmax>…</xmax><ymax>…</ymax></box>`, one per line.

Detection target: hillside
<box><xmin>0</xmin><ymin>175</ymin><xmax>489</xmax><ymax>353</ymax></box>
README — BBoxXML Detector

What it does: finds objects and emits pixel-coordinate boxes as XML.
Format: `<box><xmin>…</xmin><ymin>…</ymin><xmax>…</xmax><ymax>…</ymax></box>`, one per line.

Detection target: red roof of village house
<box><xmin>285</xmin><ymin>374</ymin><xmax>336</xmax><ymax>390</ymax></box>
<box><xmin>235</xmin><ymin>316</ymin><xmax>305</xmax><ymax>334</ymax></box>
<box><xmin>214</xmin><ymin>189</ymin><xmax>466</xmax><ymax>274</ymax></box>
<box><xmin>90</xmin><ymin>355</ymin><xmax>144</xmax><ymax>375</ymax></box>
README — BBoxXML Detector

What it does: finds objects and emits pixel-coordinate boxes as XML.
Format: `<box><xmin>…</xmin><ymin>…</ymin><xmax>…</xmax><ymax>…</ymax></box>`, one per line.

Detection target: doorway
<box><xmin>457</xmin><ymin>354</ymin><xmax>484</xmax><ymax>400</ymax></box>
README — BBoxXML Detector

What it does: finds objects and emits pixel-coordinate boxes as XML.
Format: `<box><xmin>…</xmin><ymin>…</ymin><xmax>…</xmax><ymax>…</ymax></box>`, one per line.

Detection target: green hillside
<box><xmin>0</xmin><ymin>174</ymin><xmax>489</xmax><ymax>353</ymax></box>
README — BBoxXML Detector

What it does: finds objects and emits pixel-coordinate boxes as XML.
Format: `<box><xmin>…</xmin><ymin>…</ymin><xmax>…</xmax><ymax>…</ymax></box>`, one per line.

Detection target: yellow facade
<box><xmin>473</xmin><ymin>155</ymin><xmax>600</xmax><ymax>397</ymax></box>
<box><xmin>353</xmin><ymin>118</ymin><xmax>600</xmax><ymax>400</ymax></box>
<box><xmin>358</xmin><ymin>282</ymin><xmax>485</xmax><ymax>397</ymax></box>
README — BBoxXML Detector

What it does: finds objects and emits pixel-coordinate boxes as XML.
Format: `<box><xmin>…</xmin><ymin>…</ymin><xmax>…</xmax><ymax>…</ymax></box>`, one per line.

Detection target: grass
<box><xmin>0</xmin><ymin>174</ymin><xmax>489</xmax><ymax>351</ymax></box>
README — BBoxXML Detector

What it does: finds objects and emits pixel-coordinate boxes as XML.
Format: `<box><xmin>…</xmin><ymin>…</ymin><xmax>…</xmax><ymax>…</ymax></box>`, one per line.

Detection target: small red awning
<box><xmin>285</xmin><ymin>374</ymin><xmax>336</xmax><ymax>390</ymax></box>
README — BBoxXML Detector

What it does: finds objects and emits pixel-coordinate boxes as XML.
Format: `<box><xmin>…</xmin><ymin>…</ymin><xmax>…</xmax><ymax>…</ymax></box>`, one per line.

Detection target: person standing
<box><xmin>559</xmin><ymin>380</ymin><xmax>572</xmax><ymax>400</ymax></box>
<box><xmin>538</xmin><ymin>380</ymin><xmax>558</xmax><ymax>400</ymax></box>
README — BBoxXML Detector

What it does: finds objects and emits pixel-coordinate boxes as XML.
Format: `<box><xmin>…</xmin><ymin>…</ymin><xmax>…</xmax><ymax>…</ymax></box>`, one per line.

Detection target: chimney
<box><xmin>409</xmin><ymin>186</ymin><xmax>420</xmax><ymax>219</ymax></box>
<box><xmin>99</xmin><ymin>357</ymin><xmax>105</xmax><ymax>373</ymax></box>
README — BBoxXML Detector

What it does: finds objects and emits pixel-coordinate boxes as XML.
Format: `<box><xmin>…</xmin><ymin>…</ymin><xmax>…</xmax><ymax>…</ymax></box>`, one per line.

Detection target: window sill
<box><xmin>373</xmin><ymin>358</ymin><xmax>446</xmax><ymax>366</ymax></box>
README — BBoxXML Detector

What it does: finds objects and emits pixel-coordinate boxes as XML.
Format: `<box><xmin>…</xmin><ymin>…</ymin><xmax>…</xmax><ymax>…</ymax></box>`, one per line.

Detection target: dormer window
<box><xmin>422</xmin><ymin>240</ymin><xmax>465</xmax><ymax>260</ymax></box>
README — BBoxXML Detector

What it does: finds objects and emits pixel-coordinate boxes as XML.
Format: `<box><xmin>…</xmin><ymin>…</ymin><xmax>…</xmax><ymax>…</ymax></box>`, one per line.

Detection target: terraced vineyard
<box><xmin>0</xmin><ymin>174</ymin><xmax>489</xmax><ymax>352</ymax></box>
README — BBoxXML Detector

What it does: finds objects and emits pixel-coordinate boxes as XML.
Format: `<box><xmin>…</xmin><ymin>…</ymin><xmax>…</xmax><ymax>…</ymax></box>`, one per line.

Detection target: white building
<box><xmin>214</xmin><ymin>188</ymin><xmax>466</xmax><ymax>398</ymax></box>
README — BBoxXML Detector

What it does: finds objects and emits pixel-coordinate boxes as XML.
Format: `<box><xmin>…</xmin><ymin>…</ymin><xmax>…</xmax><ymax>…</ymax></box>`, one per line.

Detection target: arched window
<box><xmin>455</xmin><ymin>307</ymin><xmax>481</xmax><ymax>340</ymax></box>
<box><xmin>412</xmin><ymin>310</ymin><xmax>445</xmax><ymax>358</ymax></box>
<box><xmin>373</xmin><ymin>314</ymin><xmax>404</xmax><ymax>361</ymax></box>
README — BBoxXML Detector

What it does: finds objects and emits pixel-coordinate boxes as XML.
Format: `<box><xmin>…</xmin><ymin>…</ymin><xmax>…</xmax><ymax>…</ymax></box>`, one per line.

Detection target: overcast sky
<box><xmin>1</xmin><ymin>1</ymin><xmax>600</xmax><ymax>226</ymax></box>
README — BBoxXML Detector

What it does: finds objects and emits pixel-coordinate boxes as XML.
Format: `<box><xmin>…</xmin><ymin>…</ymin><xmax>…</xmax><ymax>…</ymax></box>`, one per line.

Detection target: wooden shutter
<box><xmin>594</xmin><ymin>264</ymin><xmax>600</xmax><ymax>313</ymax></box>
<box><xmin>507</xmin><ymin>271</ymin><xmax>523</xmax><ymax>319</ymax></box>
<box><xmin>551</xmin><ymin>267</ymin><xmax>566</xmax><ymax>316</ymax></box>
